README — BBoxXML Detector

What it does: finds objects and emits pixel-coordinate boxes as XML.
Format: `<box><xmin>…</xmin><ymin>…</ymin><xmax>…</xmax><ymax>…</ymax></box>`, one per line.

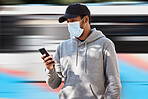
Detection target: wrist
<box><xmin>45</xmin><ymin>67</ymin><xmax>55</xmax><ymax>74</ymax></box>
<box><xmin>46</xmin><ymin>65</ymin><xmax>54</xmax><ymax>70</ymax></box>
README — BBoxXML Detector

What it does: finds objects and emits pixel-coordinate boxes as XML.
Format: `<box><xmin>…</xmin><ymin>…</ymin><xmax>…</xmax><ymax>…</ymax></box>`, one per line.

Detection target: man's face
<box><xmin>66</xmin><ymin>16</ymin><xmax>85</xmax><ymax>29</ymax></box>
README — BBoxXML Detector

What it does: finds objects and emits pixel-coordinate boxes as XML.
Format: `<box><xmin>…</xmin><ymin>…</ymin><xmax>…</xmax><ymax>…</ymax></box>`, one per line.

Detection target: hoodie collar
<box><xmin>72</xmin><ymin>28</ymin><xmax>105</xmax><ymax>46</ymax></box>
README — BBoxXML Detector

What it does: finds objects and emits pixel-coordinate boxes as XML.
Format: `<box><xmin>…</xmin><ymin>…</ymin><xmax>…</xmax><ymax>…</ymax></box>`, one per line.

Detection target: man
<box><xmin>42</xmin><ymin>3</ymin><xmax>121</xmax><ymax>99</ymax></box>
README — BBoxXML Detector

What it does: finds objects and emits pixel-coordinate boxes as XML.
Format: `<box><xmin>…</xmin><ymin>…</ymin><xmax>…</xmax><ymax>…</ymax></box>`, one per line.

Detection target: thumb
<box><xmin>51</xmin><ymin>54</ymin><xmax>53</xmax><ymax>58</ymax></box>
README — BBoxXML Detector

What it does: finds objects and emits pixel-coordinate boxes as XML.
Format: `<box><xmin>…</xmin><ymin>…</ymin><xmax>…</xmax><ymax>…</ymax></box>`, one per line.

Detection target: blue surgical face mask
<box><xmin>68</xmin><ymin>18</ymin><xmax>86</xmax><ymax>38</ymax></box>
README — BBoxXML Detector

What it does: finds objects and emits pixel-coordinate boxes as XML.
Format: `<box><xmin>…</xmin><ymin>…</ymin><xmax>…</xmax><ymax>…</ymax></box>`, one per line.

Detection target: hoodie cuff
<box><xmin>45</xmin><ymin>67</ymin><xmax>55</xmax><ymax>74</ymax></box>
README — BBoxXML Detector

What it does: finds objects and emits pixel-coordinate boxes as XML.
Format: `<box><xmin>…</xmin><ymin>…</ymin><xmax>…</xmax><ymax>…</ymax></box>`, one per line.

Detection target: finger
<box><xmin>45</xmin><ymin>60</ymin><xmax>55</xmax><ymax>65</ymax></box>
<box><xmin>44</xmin><ymin>56</ymin><xmax>53</xmax><ymax>62</ymax></box>
<box><xmin>41</xmin><ymin>54</ymin><xmax>46</xmax><ymax>59</ymax></box>
<box><xmin>51</xmin><ymin>54</ymin><xmax>53</xmax><ymax>58</ymax></box>
<box><xmin>46</xmin><ymin>63</ymin><xmax>55</xmax><ymax>70</ymax></box>
<box><xmin>50</xmin><ymin>54</ymin><xmax>55</xmax><ymax>60</ymax></box>
<box><xmin>50</xmin><ymin>62</ymin><xmax>56</xmax><ymax>66</ymax></box>
<box><xmin>46</xmin><ymin>62</ymin><xmax>55</xmax><ymax>67</ymax></box>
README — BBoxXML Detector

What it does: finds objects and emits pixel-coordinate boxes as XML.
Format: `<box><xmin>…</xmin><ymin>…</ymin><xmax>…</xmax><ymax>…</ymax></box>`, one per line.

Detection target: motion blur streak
<box><xmin>113</xmin><ymin>36</ymin><xmax>148</xmax><ymax>41</ymax></box>
<box><xmin>0</xmin><ymin>3</ymin><xmax>148</xmax><ymax>99</ymax></box>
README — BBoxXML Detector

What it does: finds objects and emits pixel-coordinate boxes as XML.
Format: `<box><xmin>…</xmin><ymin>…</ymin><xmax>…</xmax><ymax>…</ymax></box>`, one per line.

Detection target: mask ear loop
<box><xmin>80</xmin><ymin>16</ymin><xmax>86</xmax><ymax>29</ymax></box>
<box><xmin>83</xmin><ymin>23</ymin><xmax>86</xmax><ymax>29</ymax></box>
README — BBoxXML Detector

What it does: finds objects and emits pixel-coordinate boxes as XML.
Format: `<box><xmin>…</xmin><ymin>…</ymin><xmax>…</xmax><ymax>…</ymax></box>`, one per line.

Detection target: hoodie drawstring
<box><xmin>76</xmin><ymin>41</ymin><xmax>78</xmax><ymax>67</ymax></box>
<box><xmin>84</xmin><ymin>41</ymin><xmax>87</xmax><ymax>73</ymax></box>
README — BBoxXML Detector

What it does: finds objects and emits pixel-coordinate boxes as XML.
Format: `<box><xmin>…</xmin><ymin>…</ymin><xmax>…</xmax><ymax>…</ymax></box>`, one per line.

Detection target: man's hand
<box><xmin>41</xmin><ymin>54</ymin><xmax>56</xmax><ymax>70</ymax></box>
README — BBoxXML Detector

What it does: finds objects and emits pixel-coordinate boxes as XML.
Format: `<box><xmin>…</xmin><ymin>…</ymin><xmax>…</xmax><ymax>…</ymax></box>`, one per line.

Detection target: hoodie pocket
<box><xmin>59</xmin><ymin>86</ymin><xmax>75</xmax><ymax>99</ymax></box>
<box><xmin>89</xmin><ymin>84</ymin><xmax>98</xmax><ymax>99</ymax></box>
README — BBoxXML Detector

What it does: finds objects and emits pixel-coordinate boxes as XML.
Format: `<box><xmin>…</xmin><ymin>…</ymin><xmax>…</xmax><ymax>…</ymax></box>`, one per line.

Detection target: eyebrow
<box><xmin>67</xmin><ymin>18</ymin><xmax>81</xmax><ymax>23</ymax></box>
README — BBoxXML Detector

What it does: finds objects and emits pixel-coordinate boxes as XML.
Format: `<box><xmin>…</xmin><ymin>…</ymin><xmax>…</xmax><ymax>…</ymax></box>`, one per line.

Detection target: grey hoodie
<box><xmin>45</xmin><ymin>28</ymin><xmax>121</xmax><ymax>99</ymax></box>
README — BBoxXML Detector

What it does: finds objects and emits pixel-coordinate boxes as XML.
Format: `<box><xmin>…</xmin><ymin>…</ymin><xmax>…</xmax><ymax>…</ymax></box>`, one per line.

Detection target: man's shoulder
<box><xmin>61</xmin><ymin>39</ymin><xmax>71</xmax><ymax>43</ymax></box>
<box><xmin>104</xmin><ymin>37</ymin><xmax>114</xmax><ymax>45</ymax></box>
<box><xmin>59</xmin><ymin>39</ymin><xmax>72</xmax><ymax>46</ymax></box>
<box><xmin>103</xmin><ymin>37</ymin><xmax>115</xmax><ymax>49</ymax></box>
<box><xmin>97</xmin><ymin>36</ymin><xmax>114</xmax><ymax>48</ymax></box>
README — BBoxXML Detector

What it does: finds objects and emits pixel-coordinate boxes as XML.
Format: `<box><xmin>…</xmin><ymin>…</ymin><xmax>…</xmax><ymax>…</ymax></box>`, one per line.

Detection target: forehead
<box><xmin>67</xmin><ymin>16</ymin><xmax>81</xmax><ymax>21</ymax></box>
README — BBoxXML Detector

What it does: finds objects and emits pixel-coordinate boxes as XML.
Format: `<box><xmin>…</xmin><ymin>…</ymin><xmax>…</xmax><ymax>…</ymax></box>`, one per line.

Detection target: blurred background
<box><xmin>0</xmin><ymin>0</ymin><xmax>148</xmax><ymax>99</ymax></box>
<box><xmin>0</xmin><ymin>0</ymin><xmax>148</xmax><ymax>5</ymax></box>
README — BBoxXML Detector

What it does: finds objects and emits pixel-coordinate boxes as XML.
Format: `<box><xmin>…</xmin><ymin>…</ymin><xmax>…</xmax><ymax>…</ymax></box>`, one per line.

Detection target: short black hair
<box><xmin>80</xmin><ymin>15</ymin><xmax>91</xmax><ymax>24</ymax></box>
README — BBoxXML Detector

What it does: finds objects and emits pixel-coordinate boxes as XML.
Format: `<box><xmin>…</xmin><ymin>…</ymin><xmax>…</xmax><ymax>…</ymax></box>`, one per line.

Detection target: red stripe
<box><xmin>0</xmin><ymin>67</ymin><xmax>29</xmax><ymax>77</ymax></box>
<box><xmin>117</xmin><ymin>54</ymin><xmax>148</xmax><ymax>71</ymax></box>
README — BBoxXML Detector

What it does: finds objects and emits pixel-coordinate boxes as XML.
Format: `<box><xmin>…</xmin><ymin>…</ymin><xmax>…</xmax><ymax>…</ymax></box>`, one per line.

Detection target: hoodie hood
<box><xmin>72</xmin><ymin>28</ymin><xmax>105</xmax><ymax>46</ymax></box>
<box><xmin>71</xmin><ymin>28</ymin><xmax>105</xmax><ymax>73</ymax></box>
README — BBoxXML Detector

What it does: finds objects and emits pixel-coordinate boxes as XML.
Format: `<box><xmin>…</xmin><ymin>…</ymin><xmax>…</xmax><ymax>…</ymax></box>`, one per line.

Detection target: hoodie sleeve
<box><xmin>103</xmin><ymin>39</ymin><xmax>122</xmax><ymax>99</ymax></box>
<box><xmin>45</xmin><ymin>44</ymin><xmax>62</xmax><ymax>89</ymax></box>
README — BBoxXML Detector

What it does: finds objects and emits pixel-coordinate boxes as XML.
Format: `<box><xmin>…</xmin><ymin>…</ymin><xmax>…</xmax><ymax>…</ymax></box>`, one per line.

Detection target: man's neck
<box><xmin>78</xmin><ymin>25</ymin><xmax>91</xmax><ymax>41</ymax></box>
<box><xmin>77</xmin><ymin>38</ymin><xmax>85</xmax><ymax>42</ymax></box>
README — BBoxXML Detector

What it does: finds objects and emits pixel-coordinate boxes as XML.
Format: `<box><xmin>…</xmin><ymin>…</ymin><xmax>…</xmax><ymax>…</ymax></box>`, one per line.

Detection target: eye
<box><xmin>71</xmin><ymin>20</ymin><xmax>75</xmax><ymax>22</ymax></box>
<box><xmin>67</xmin><ymin>20</ymin><xmax>75</xmax><ymax>23</ymax></box>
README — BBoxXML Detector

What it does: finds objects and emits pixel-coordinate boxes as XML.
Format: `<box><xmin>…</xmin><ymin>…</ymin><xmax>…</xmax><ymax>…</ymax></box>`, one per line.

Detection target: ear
<box><xmin>85</xmin><ymin>15</ymin><xmax>89</xmax><ymax>23</ymax></box>
<box><xmin>82</xmin><ymin>16</ymin><xmax>88</xmax><ymax>25</ymax></box>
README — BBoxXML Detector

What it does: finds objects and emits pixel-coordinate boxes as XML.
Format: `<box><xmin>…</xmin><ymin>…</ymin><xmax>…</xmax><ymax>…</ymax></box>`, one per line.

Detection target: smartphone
<box><xmin>39</xmin><ymin>48</ymin><xmax>54</xmax><ymax>61</ymax></box>
<box><xmin>39</xmin><ymin>48</ymin><xmax>50</xmax><ymax>57</ymax></box>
